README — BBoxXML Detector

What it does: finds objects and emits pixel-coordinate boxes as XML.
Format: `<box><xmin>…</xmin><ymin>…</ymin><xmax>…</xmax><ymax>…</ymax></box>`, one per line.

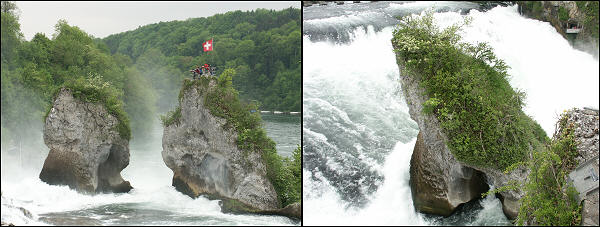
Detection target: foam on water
<box><xmin>433</xmin><ymin>5</ymin><xmax>599</xmax><ymax>135</ymax></box>
<box><xmin>1</xmin><ymin>120</ymin><xmax>299</xmax><ymax>225</ymax></box>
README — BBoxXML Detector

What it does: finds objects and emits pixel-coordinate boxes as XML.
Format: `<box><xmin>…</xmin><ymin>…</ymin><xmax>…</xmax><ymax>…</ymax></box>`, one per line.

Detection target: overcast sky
<box><xmin>15</xmin><ymin>1</ymin><xmax>300</xmax><ymax>41</ymax></box>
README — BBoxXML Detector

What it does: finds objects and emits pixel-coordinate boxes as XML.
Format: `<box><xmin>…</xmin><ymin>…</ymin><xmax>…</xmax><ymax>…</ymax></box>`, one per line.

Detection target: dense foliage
<box><xmin>558</xmin><ymin>6</ymin><xmax>569</xmax><ymax>22</ymax></box>
<box><xmin>1</xmin><ymin>8</ymin><xmax>150</xmax><ymax>141</ymax></box>
<box><xmin>516</xmin><ymin>110</ymin><xmax>582</xmax><ymax>225</ymax></box>
<box><xmin>163</xmin><ymin>73</ymin><xmax>300</xmax><ymax>207</ymax></box>
<box><xmin>102</xmin><ymin>8</ymin><xmax>301</xmax><ymax>112</ymax></box>
<box><xmin>391</xmin><ymin>11</ymin><xmax>547</xmax><ymax>170</ymax></box>
<box><xmin>576</xmin><ymin>1</ymin><xmax>599</xmax><ymax>41</ymax></box>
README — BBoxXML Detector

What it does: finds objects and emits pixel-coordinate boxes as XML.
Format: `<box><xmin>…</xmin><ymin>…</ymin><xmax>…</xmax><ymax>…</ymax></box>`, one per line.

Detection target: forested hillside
<box><xmin>102</xmin><ymin>7</ymin><xmax>301</xmax><ymax>112</ymax></box>
<box><xmin>1</xmin><ymin>2</ymin><xmax>300</xmax><ymax>148</ymax></box>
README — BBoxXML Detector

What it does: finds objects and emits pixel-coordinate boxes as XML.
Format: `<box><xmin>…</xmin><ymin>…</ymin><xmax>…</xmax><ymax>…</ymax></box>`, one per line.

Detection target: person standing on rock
<box><xmin>204</xmin><ymin>63</ymin><xmax>210</xmax><ymax>76</ymax></box>
<box><xmin>190</xmin><ymin>65</ymin><xmax>201</xmax><ymax>79</ymax></box>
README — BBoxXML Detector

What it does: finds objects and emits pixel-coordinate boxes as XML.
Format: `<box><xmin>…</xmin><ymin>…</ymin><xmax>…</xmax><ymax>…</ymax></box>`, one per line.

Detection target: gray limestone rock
<box><xmin>39</xmin><ymin>88</ymin><xmax>131</xmax><ymax>193</ymax></box>
<box><xmin>394</xmin><ymin>50</ymin><xmax>528</xmax><ymax>219</ymax></box>
<box><xmin>162</xmin><ymin>79</ymin><xmax>279</xmax><ymax>211</ymax></box>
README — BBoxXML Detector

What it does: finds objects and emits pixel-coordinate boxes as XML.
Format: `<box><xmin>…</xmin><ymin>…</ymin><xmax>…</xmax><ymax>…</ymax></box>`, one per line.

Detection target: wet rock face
<box><xmin>395</xmin><ymin>54</ymin><xmax>527</xmax><ymax>219</ymax></box>
<box><xmin>39</xmin><ymin>88</ymin><xmax>131</xmax><ymax>193</ymax></box>
<box><xmin>162</xmin><ymin>80</ymin><xmax>279</xmax><ymax>211</ymax></box>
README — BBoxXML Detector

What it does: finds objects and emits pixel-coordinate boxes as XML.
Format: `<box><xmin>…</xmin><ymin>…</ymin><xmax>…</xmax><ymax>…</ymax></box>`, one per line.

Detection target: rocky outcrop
<box><xmin>162</xmin><ymin>79</ymin><xmax>279</xmax><ymax>212</ymax></box>
<box><xmin>409</xmin><ymin>132</ymin><xmax>489</xmax><ymax>216</ymax></box>
<box><xmin>272</xmin><ymin>202</ymin><xmax>301</xmax><ymax>220</ymax></box>
<box><xmin>558</xmin><ymin>108</ymin><xmax>599</xmax><ymax>226</ymax></box>
<box><xmin>39</xmin><ymin>88</ymin><xmax>132</xmax><ymax>193</ymax></box>
<box><xmin>396</xmin><ymin>54</ymin><xmax>528</xmax><ymax>219</ymax></box>
<box><xmin>224</xmin><ymin>201</ymin><xmax>301</xmax><ymax>220</ymax></box>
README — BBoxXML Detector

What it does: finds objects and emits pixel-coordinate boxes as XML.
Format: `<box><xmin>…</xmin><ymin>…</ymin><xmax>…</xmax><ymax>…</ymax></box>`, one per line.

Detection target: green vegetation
<box><xmin>516</xmin><ymin>110</ymin><xmax>582</xmax><ymax>225</ymax></box>
<box><xmin>576</xmin><ymin>1</ymin><xmax>599</xmax><ymax>41</ymax></box>
<box><xmin>392</xmin><ymin>10</ymin><xmax>547</xmax><ymax>171</ymax></box>
<box><xmin>558</xmin><ymin>6</ymin><xmax>569</xmax><ymax>22</ymax></box>
<box><xmin>103</xmin><ymin>8</ymin><xmax>301</xmax><ymax>112</ymax></box>
<box><xmin>1</xmin><ymin>2</ymin><xmax>154</xmax><ymax>141</ymax></box>
<box><xmin>164</xmin><ymin>72</ymin><xmax>300</xmax><ymax>207</ymax></box>
<box><xmin>2</xmin><ymin>2</ymin><xmax>299</xmax><ymax>148</ymax></box>
<box><xmin>393</xmin><ymin>10</ymin><xmax>582</xmax><ymax>225</ymax></box>
<box><xmin>527</xmin><ymin>1</ymin><xmax>544</xmax><ymax>20</ymax></box>
<box><xmin>59</xmin><ymin>74</ymin><xmax>131</xmax><ymax>140</ymax></box>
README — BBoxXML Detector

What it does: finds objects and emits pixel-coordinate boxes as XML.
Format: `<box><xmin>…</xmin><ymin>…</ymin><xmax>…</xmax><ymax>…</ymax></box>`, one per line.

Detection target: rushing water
<box><xmin>303</xmin><ymin>1</ymin><xmax>598</xmax><ymax>226</ymax></box>
<box><xmin>1</xmin><ymin>115</ymin><xmax>300</xmax><ymax>225</ymax></box>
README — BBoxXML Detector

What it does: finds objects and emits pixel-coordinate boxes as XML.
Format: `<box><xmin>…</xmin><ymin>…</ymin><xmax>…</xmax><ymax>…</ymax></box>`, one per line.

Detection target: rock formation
<box><xmin>409</xmin><ymin>132</ymin><xmax>489</xmax><ymax>216</ymax></box>
<box><xmin>557</xmin><ymin>108</ymin><xmax>599</xmax><ymax>226</ymax></box>
<box><xmin>39</xmin><ymin>88</ymin><xmax>132</xmax><ymax>193</ymax></box>
<box><xmin>256</xmin><ymin>202</ymin><xmax>302</xmax><ymax>220</ymax></box>
<box><xmin>162</xmin><ymin>78</ymin><xmax>279</xmax><ymax>212</ymax></box>
<box><xmin>395</xmin><ymin>50</ymin><xmax>528</xmax><ymax>219</ymax></box>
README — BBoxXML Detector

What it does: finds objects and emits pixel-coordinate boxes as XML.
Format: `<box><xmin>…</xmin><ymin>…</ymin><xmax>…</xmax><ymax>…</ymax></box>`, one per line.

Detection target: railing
<box><xmin>259</xmin><ymin>111</ymin><xmax>300</xmax><ymax>115</ymax></box>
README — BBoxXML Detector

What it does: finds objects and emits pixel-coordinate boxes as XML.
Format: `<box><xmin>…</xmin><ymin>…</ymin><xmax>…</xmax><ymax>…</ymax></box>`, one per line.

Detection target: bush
<box><xmin>160</xmin><ymin>106</ymin><xmax>181</xmax><ymax>127</ymax></box>
<box><xmin>392</xmin><ymin>10</ymin><xmax>547</xmax><ymax>170</ymax></box>
<box><xmin>558</xmin><ymin>6</ymin><xmax>569</xmax><ymax>21</ymax></box>
<box><xmin>516</xmin><ymin>111</ymin><xmax>582</xmax><ymax>225</ymax></box>
<box><xmin>577</xmin><ymin>1</ymin><xmax>599</xmax><ymax>40</ymax></box>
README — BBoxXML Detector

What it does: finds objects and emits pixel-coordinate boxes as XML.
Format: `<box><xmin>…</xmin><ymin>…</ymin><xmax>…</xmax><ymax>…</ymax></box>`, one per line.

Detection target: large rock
<box><xmin>409</xmin><ymin>132</ymin><xmax>489</xmax><ymax>216</ymax></box>
<box><xmin>256</xmin><ymin>202</ymin><xmax>302</xmax><ymax>220</ymax></box>
<box><xmin>559</xmin><ymin>108</ymin><xmax>599</xmax><ymax>226</ymax></box>
<box><xmin>39</xmin><ymin>88</ymin><xmax>132</xmax><ymax>193</ymax></box>
<box><xmin>162</xmin><ymin>79</ymin><xmax>279</xmax><ymax>212</ymax></box>
<box><xmin>395</xmin><ymin>53</ymin><xmax>528</xmax><ymax>219</ymax></box>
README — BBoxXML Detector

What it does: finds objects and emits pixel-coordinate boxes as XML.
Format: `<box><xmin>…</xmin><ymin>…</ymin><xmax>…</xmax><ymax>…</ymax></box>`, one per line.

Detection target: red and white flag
<box><xmin>203</xmin><ymin>39</ymin><xmax>213</xmax><ymax>52</ymax></box>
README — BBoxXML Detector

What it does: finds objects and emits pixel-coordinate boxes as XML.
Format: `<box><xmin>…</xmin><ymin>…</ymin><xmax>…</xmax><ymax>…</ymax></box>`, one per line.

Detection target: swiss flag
<box><xmin>203</xmin><ymin>39</ymin><xmax>213</xmax><ymax>52</ymax></box>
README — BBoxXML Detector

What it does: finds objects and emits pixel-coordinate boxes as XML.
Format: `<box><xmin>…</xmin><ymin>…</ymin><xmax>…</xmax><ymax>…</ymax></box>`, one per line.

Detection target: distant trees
<box><xmin>1</xmin><ymin>3</ymin><xmax>300</xmax><ymax>149</ymax></box>
<box><xmin>103</xmin><ymin>7</ymin><xmax>301</xmax><ymax>111</ymax></box>
<box><xmin>1</xmin><ymin>2</ymin><xmax>157</xmax><ymax>142</ymax></box>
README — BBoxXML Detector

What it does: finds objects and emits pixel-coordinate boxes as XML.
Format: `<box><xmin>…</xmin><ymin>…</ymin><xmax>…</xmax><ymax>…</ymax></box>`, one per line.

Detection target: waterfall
<box><xmin>303</xmin><ymin>3</ymin><xmax>598</xmax><ymax>225</ymax></box>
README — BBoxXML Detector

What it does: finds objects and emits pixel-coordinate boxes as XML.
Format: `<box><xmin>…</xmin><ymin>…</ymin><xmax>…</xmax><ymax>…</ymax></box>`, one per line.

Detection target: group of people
<box><xmin>190</xmin><ymin>63</ymin><xmax>214</xmax><ymax>79</ymax></box>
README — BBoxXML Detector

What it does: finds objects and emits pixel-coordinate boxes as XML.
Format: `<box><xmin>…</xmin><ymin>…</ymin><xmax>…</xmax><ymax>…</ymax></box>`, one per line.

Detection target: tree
<box><xmin>1</xmin><ymin>0</ymin><xmax>23</xmax><ymax>65</ymax></box>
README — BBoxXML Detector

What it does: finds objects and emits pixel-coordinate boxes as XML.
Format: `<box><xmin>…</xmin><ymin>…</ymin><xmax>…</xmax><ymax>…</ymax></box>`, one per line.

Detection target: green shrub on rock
<box><xmin>392</xmin><ymin>10</ymin><xmax>547</xmax><ymax>171</ymax></box>
<box><xmin>516</xmin><ymin>110</ymin><xmax>582</xmax><ymax>226</ymax></box>
<box><xmin>47</xmin><ymin>73</ymin><xmax>131</xmax><ymax>141</ymax></box>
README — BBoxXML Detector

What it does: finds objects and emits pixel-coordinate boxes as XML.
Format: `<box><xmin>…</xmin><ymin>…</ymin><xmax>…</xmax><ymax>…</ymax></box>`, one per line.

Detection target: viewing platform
<box><xmin>566</xmin><ymin>28</ymin><xmax>581</xmax><ymax>34</ymax></box>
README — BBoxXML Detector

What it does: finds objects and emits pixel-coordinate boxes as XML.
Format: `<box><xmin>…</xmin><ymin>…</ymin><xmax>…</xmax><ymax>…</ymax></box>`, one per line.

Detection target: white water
<box><xmin>1</xmin><ymin>120</ymin><xmax>299</xmax><ymax>225</ymax></box>
<box><xmin>303</xmin><ymin>3</ymin><xmax>598</xmax><ymax>226</ymax></box>
<box><xmin>434</xmin><ymin>6</ymin><xmax>599</xmax><ymax>136</ymax></box>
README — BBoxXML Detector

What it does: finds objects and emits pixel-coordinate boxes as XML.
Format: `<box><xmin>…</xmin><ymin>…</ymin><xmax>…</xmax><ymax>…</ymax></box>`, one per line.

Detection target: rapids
<box><xmin>303</xmin><ymin>2</ymin><xmax>598</xmax><ymax>225</ymax></box>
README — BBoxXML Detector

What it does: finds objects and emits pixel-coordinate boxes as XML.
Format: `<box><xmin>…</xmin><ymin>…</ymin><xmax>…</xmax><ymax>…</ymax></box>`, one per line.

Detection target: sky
<box><xmin>15</xmin><ymin>1</ymin><xmax>300</xmax><ymax>41</ymax></box>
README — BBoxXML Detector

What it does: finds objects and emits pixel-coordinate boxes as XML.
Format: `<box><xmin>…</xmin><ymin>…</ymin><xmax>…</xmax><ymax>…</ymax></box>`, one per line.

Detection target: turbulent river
<box><xmin>303</xmin><ymin>1</ymin><xmax>598</xmax><ymax>226</ymax></box>
<box><xmin>1</xmin><ymin>114</ymin><xmax>301</xmax><ymax>225</ymax></box>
